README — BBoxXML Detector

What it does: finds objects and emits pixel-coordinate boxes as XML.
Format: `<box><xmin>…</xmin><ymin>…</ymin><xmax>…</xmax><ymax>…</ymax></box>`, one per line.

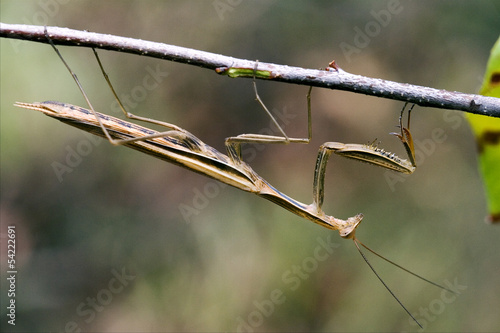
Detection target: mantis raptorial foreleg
<box><xmin>311</xmin><ymin>102</ymin><xmax>416</xmax><ymax>211</ymax></box>
<box><xmin>391</xmin><ymin>102</ymin><xmax>417</xmax><ymax>168</ymax></box>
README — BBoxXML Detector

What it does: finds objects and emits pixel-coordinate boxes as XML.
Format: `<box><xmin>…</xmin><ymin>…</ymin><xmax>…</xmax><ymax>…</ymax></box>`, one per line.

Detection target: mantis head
<box><xmin>337</xmin><ymin>213</ymin><xmax>364</xmax><ymax>239</ymax></box>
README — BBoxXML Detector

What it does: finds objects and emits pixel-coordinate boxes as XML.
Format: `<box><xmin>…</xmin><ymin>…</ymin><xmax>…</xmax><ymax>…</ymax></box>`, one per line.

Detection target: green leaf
<box><xmin>466</xmin><ymin>36</ymin><xmax>500</xmax><ymax>223</ymax></box>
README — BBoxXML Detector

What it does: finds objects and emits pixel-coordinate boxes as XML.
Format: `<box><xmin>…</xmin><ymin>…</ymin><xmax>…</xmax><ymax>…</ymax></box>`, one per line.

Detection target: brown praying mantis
<box><xmin>14</xmin><ymin>29</ymin><xmax>453</xmax><ymax>329</ymax></box>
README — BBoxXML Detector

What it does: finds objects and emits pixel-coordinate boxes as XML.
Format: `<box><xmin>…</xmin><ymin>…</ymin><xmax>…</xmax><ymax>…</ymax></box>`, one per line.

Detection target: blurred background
<box><xmin>1</xmin><ymin>1</ymin><xmax>499</xmax><ymax>331</ymax></box>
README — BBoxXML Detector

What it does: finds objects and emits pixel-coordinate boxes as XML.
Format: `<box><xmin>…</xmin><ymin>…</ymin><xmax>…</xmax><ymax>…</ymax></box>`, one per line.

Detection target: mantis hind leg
<box><xmin>45</xmin><ymin>27</ymin><xmax>199</xmax><ymax>147</ymax></box>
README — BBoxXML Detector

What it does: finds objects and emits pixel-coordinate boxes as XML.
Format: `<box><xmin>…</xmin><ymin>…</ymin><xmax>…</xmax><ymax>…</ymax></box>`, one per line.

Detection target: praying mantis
<box><xmin>14</xmin><ymin>29</ymin><xmax>454</xmax><ymax>329</ymax></box>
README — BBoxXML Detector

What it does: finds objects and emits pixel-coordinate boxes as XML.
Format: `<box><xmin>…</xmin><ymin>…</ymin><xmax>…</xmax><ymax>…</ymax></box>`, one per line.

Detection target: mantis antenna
<box><xmin>15</xmin><ymin>27</ymin><xmax>457</xmax><ymax>329</ymax></box>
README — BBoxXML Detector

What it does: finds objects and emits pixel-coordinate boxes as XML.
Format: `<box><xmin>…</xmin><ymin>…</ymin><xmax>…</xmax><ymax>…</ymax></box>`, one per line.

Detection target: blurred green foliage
<box><xmin>1</xmin><ymin>1</ymin><xmax>500</xmax><ymax>332</ymax></box>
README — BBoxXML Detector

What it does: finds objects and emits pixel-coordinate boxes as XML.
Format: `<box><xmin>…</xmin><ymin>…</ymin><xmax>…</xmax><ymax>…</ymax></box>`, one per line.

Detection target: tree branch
<box><xmin>2</xmin><ymin>23</ymin><xmax>499</xmax><ymax>117</ymax></box>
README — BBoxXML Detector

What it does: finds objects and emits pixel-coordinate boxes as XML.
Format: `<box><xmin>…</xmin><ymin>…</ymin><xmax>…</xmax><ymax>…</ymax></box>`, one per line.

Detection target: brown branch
<box><xmin>2</xmin><ymin>23</ymin><xmax>500</xmax><ymax>117</ymax></box>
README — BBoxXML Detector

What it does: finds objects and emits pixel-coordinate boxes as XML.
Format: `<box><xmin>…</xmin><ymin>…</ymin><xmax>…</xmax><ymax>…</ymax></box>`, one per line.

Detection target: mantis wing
<box><xmin>466</xmin><ymin>36</ymin><xmax>500</xmax><ymax>223</ymax></box>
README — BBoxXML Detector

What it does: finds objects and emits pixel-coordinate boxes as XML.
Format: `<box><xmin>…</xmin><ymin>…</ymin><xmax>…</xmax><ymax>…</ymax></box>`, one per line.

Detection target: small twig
<box><xmin>1</xmin><ymin>23</ymin><xmax>499</xmax><ymax>117</ymax></box>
